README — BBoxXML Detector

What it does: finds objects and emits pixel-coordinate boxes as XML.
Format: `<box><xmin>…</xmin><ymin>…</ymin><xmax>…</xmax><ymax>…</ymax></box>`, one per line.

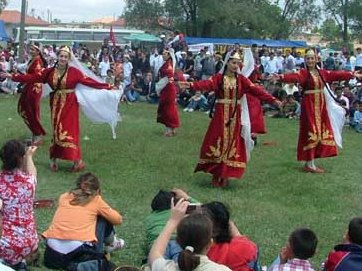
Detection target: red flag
<box><xmin>110</xmin><ymin>25</ymin><xmax>117</xmax><ymax>46</ymax></box>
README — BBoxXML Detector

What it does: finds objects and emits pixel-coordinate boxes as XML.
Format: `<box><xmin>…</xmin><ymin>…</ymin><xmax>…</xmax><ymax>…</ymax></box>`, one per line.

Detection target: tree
<box><xmin>348</xmin><ymin>0</ymin><xmax>362</xmax><ymax>38</ymax></box>
<box><xmin>322</xmin><ymin>0</ymin><xmax>353</xmax><ymax>45</ymax></box>
<box><xmin>123</xmin><ymin>0</ymin><xmax>165</xmax><ymax>30</ymax></box>
<box><xmin>273</xmin><ymin>0</ymin><xmax>321</xmax><ymax>39</ymax></box>
<box><xmin>52</xmin><ymin>18</ymin><xmax>61</xmax><ymax>24</ymax></box>
<box><xmin>0</xmin><ymin>0</ymin><xmax>8</xmax><ymax>13</ymax></box>
<box><xmin>320</xmin><ymin>19</ymin><xmax>341</xmax><ymax>42</ymax></box>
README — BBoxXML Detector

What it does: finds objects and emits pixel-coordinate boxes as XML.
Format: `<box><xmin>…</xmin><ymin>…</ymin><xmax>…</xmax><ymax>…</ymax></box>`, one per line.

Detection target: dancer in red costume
<box><xmin>271</xmin><ymin>49</ymin><xmax>362</xmax><ymax>173</ymax></box>
<box><xmin>1</xmin><ymin>46</ymin><xmax>113</xmax><ymax>172</ymax></box>
<box><xmin>246</xmin><ymin>65</ymin><xmax>266</xmax><ymax>143</ymax></box>
<box><xmin>179</xmin><ymin>51</ymin><xmax>281</xmax><ymax>187</ymax></box>
<box><xmin>17</xmin><ymin>41</ymin><xmax>47</xmax><ymax>145</ymax></box>
<box><xmin>156</xmin><ymin>48</ymin><xmax>180</xmax><ymax>136</ymax></box>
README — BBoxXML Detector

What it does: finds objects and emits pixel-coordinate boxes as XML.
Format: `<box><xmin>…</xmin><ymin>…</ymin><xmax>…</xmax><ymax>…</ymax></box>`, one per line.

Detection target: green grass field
<box><xmin>1</xmin><ymin>94</ymin><xmax>361</xmax><ymax>270</ymax></box>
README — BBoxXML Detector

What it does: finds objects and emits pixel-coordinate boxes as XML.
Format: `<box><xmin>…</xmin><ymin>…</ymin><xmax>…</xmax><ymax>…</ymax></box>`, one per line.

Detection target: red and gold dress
<box><xmin>246</xmin><ymin>65</ymin><xmax>266</xmax><ymax>134</ymax></box>
<box><xmin>191</xmin><ymin>73</ymin><xmax>276</xmax><ymax>179</ymax></box>
<box><xmin>13</xmin><ymin>66</ymin><xmax>111</xmax><ymax>161</ymax></box>
<box><xmin>157</xmin><ymin>59</ymin><xmax>180</xmax><ymax>128</ymax></box>
<box><xmin>17</xmin><ymin>56</ymin><xmax>46</xmax><ymax>136</ymax></box>
<box><xmin>282</xmin><ymin>69</ymin><xmax>354</xmax><ymax>161</ymax></box>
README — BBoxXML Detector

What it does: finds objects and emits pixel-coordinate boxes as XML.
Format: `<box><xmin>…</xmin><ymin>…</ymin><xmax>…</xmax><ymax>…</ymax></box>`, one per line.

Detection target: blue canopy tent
<box><xmin>0</xmin><ymin>20</ymin><xmax>10</xmax><ymax>42</ymax></box>
<box><xmin>185</xmin><ymin>36</ymin><xmax>307</xmax><ymax>48</ymax></box>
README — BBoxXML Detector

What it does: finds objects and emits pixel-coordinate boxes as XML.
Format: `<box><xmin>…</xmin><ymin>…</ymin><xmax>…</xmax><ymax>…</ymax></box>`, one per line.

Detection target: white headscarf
<box><xmin>43</xmin><ymin>49</ymin><xmax>122</xmax><ymax>139</ymax></box>
<box><xmin>220</xmin><ymin>48</ymin><xmax>255</xmax><ymax>161</ymax></box>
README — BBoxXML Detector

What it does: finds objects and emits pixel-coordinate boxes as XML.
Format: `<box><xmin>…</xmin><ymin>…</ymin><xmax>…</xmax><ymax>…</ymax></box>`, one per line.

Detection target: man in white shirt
<box><xmin>284</xmin><ymin>50</ymin><xmax>296</xmax><ymax>73</ymax></box>
<box><xmin>264</xmin><ymin>52</ymin><xmax>280</xmax><ymax>75</ymax></box>
<box><xmin>354</xmin><ymin>48</ymin><xmax>362</xmax><ymax>71</ymax></box>
<box><xmin>123</xmin><ymin>55</ymin><xmax>133</xmax><ymax>86</ymax></box>
<box><xmin>275</xmin><ymin>51</ymin><xmax>284</xmax><ymax>73</ymax></box>
<box><xmin>98</xmin><ymin>55</ymin><xmax>110</xmax><ymax>81</ymax></box>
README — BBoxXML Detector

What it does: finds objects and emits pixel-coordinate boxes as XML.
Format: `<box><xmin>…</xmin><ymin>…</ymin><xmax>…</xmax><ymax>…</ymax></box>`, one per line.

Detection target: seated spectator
<box><xmin>282</xmin><ymin>83</ymin><xmax>298</xmax><ymax>96</ymax></box>
<box><xmin>324</xmin><ymin>217</ymin><xmax>362</xmax><ymax>271</ymax></box>
<box><xmin>105</xmin><ymin>69</ymin><xmax>115</xmax><ymax>85</ymax></box>
<box><xmin>125</xmin><ymin>76</ymin><xmax>143</xmax><ymax>102</ymax></box>
<box><xmin>148</xmin><ymin>199</ymin><xmax>231</xmax><ymax>271</ymax></box>
<box><xmin>203</xmin><ymin>201</ymin><xmax>259</xmax><ymax>271</ymax></box>
<box><xmin>350</xmin><ymin>101</ymin><xmax>362</xmax><ymax>133</ymax></box>
<box><xmin>268</xmin><ymin>228</ymin><xmax>318</xmax><ymax>271</ymax></box>
<box><xmin>183</xmin><ymin>91</ymin><xmax>208</xmax><ymax>112</ymax></box>
<box><xmin>273</xmin><ymin>95</ymin><xmax>300</xmax><ymax>119</ymax></box>
<box><xmin>0</xmin><ymin>199</ymin><xmax>15</xmax><ymax>270</ymax></box>
<box><xmin>0</xmin><ymin>140</ymin><xmax>38</xmax><ymax>270</ymax></box>
<box><xmin>42</xmin><ymin>172</ymin><xmax>124</xmax><ymax>270</ymax></box>
<box><xmin>145</xmin><ymin>189</ymin><xmax>198</xmax><ymax>261</ymax></box>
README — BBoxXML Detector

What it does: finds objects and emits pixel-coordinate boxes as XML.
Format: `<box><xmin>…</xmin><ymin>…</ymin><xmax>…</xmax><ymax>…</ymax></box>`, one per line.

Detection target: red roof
<box><xmin>91</xmin><ymin>16</ymin><xmax>125</xmax><ymax>27</ymax></box>
<box><xmin>0</xmin><ymin>10</ymin><xmax>50</xmax><ymax>26</ymax></box>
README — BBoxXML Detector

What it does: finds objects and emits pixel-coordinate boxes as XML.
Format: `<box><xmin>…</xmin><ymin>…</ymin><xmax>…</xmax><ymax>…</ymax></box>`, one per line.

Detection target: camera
<box><xmin>186</xmin><ymin>203</ymin><xmax>201</xmax><ymax>214</ymax></box>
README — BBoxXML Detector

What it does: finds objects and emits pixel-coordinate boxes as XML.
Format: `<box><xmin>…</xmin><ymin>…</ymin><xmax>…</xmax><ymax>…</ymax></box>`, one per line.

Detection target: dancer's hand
<box><xmin>178</xmin><ymin>81</ymin><xmax>191</xmax><ymax>90</ymax></box>
<box><xmin>0</xmin><ymin>72</ymin><xmax>12</xmax><ymax>79</ymax></box>
<box><xmin>267</xmin><ymin>73</ymin><xmax>282</xmax><ymax>82</ymax></box>
<box><xmin>274</xmin><ymin>100</ymin><xmax>283</xmax><ymax>108</ymax></box>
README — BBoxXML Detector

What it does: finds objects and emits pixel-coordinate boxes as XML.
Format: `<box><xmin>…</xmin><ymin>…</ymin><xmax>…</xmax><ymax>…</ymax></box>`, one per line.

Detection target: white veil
<box><xmin>219</xmin><ymin>48</ymin><xmax>255</xmax><ymax>161</ymax></box>
<box><xmin>42</xmin><ymin>53</ymin><xmax>122</xmax><ymax>139</ymax></box>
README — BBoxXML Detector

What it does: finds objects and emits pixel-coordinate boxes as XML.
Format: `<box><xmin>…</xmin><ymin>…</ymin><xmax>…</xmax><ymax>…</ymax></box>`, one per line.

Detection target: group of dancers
<box><xmin>1</xmin><ymin>43</ymin><xmax>362</xmax><ymax>187</ymax></box>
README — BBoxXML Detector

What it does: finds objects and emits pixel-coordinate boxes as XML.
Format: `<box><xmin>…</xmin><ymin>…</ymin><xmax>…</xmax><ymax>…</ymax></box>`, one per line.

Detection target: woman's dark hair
<box><xmin>151</xmin><ymin>190</ymin><xmax>175</xmax><ymax>211</ymax></box>
<box><xmin>69</xmin><ymin>172</ymin><xmax>100</xmax><ymax>206</ymax></box>
<box><xmin>0</xmin><ymin>140</ymin><xmax>25</xmax><ymax>171</ymax></box>
<box><xmin>177</xmin><ymin>213</ymin><xmax>213</xmax><ymax>271</ymax></box>
<box><xmin>202</xmin><ymin>201</ymin><xmax>231</xmax><ymax>243</ymax></box>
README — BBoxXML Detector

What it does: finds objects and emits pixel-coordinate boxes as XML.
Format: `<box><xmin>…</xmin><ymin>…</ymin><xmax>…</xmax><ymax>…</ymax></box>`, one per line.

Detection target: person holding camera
<box><xmin>146</xmin><ymin>188</ymin><xmax>200</xmax><ymax>262</ymax></box>
<box><xmin>148</xmin><ymin>198</ymin><xmax>231</xmax><ymax>271</ymax></box>
<box><xmin>0</xmin><ymin>140</ymin><xmax>38</xmax><ymax>270</ymax></box>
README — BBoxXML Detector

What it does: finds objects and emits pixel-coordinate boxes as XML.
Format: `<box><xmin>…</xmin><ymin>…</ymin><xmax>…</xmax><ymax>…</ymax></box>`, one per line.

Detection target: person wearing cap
<box><xmin>271</xmin><ymin>48</ymin><xmax>362</xmax><ymax>173</ymax></box>
<box><xmin>16</xmin><ymin>42</ymin><xmax>48</xmax><ymax>146</ymax></box>
<box><xmin>178</xmin><ymin>51</ymin><xmax>280</xmax><ymax>187</ymax></box>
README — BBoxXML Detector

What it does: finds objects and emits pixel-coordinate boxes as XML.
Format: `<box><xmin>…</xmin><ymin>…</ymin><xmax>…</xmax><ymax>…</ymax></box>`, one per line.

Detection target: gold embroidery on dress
<box><xmin>203</xmin><ymin>75</ymin><xmax>241</xmax><ymax>168</ymax></box>
<box><xmin>50</xmin><ymin>69</ymin><xmax>76</xmax><ymax>149</ymax></box>
<box><xmin>303</xmin><ymin>72</ymin><xmax>335</xmax><ymax>151</ymax></box>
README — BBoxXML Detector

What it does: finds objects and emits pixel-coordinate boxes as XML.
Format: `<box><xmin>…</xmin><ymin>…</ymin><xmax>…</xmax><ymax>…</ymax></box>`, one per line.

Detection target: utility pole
<box><xmin>19</xmin><ymin>0</ymin><xmax>27</xmax><ymax>62</ymax></box>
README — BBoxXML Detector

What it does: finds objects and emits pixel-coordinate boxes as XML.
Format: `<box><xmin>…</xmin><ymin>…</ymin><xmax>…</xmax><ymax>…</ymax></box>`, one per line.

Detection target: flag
<box><xmin>110</xmin><ymin>25</ymin><xmax>117</xmax><ymax>46</ymax></box>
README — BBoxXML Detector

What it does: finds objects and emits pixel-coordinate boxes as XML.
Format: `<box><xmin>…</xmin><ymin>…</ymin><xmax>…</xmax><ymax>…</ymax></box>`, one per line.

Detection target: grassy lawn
<box><xmin>0</xmin><ymin>94</ymin><xmax>361</xmax><ymax>270</ymax></box>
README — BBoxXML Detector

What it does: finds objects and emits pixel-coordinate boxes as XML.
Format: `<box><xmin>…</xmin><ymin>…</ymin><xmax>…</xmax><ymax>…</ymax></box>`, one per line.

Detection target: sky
<box><xmin>5</xmin><ymin>0</ymin><xmax>126</xmax><ymax>23</ymax></box>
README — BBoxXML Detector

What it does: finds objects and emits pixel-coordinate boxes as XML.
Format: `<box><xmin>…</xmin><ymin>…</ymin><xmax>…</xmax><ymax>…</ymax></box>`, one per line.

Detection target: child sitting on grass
<box><xmin>323</xmin><ymin>217</ymin><xmax>362</xmax><ymax>271</ymax></box>
<box><xmin>268</xmin><ymin>228</ymin><xmax>318</xmax><ymax>271</ymax></box>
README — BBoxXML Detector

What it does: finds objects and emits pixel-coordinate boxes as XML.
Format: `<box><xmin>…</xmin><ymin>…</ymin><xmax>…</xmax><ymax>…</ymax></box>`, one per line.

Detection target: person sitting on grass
<box><xmin>268</xmin><ymin>228</ymin><xmax>318</xmax><ymax>271</ymax></box>
<box><xmin>145</xmin><ymin>188</ymin><xmax>199</xmax><ymax>262</ymax></box>
<box><xmin>323</xmin><ymin>217</ymin><xmax>362</xmax><ymax>271</ymax></box>
<box><xmin>42</xmin><ymin>172</ymin><xmax>124</xmax><ymax>270</ymax></box>
<box><xmin>203</xmin><ymin>201</ymin><xmax>259</xmax><ymax>271</ymax></box>
<box><xmin>183</xmin><ymin>91</ymin><xmax>209</xmax><ymax>112</ymax></box>
<box><xmin>273</xmin><ymin>95</ymin><xmax>300</xmax><ymax>119</ymax></box>
<box><xmin>0</xmin><ymin>140</ymin><xmax>38</xmax><ymax>271</ymax></box>
<box><xmin>350</xmin><ymin>101</ymin><xmax>362</xmax><ymax>133</ymax></box>
<box><xmin>0</xmin><ymin>199</ymin><xmax>15</xmax><ymax>270</ymax></box>
<box><xmin>148</xmin><ymin>198</ymin><xmax>231</xmax><ymax>271</ymax></box>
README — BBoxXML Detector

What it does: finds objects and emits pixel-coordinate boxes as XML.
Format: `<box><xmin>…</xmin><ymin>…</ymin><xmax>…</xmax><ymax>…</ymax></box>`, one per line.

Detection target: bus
<box><xmin>15</xmin><ymin>26</ymin><xmax>143</xmax><ymax>47</ymax></box>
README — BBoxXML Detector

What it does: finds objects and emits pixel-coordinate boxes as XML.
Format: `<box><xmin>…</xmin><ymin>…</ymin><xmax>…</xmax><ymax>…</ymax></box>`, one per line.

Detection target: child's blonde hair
<box><xmin>70</xmin><ymin>172</ymin><xmax>100</xmax><ymax>206</ymax></box>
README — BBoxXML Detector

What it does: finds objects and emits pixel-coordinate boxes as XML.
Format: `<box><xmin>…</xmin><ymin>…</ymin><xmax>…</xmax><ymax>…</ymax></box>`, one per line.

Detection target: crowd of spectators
<box><xmin>1</xmin><ymin>37</ymin><xmax>362</xmax><ymax>130</ymax></box>
<box><xmin>1</xmin><ymin>37</ymin><xmax>362</xmax><ymax>267</ymax></box>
